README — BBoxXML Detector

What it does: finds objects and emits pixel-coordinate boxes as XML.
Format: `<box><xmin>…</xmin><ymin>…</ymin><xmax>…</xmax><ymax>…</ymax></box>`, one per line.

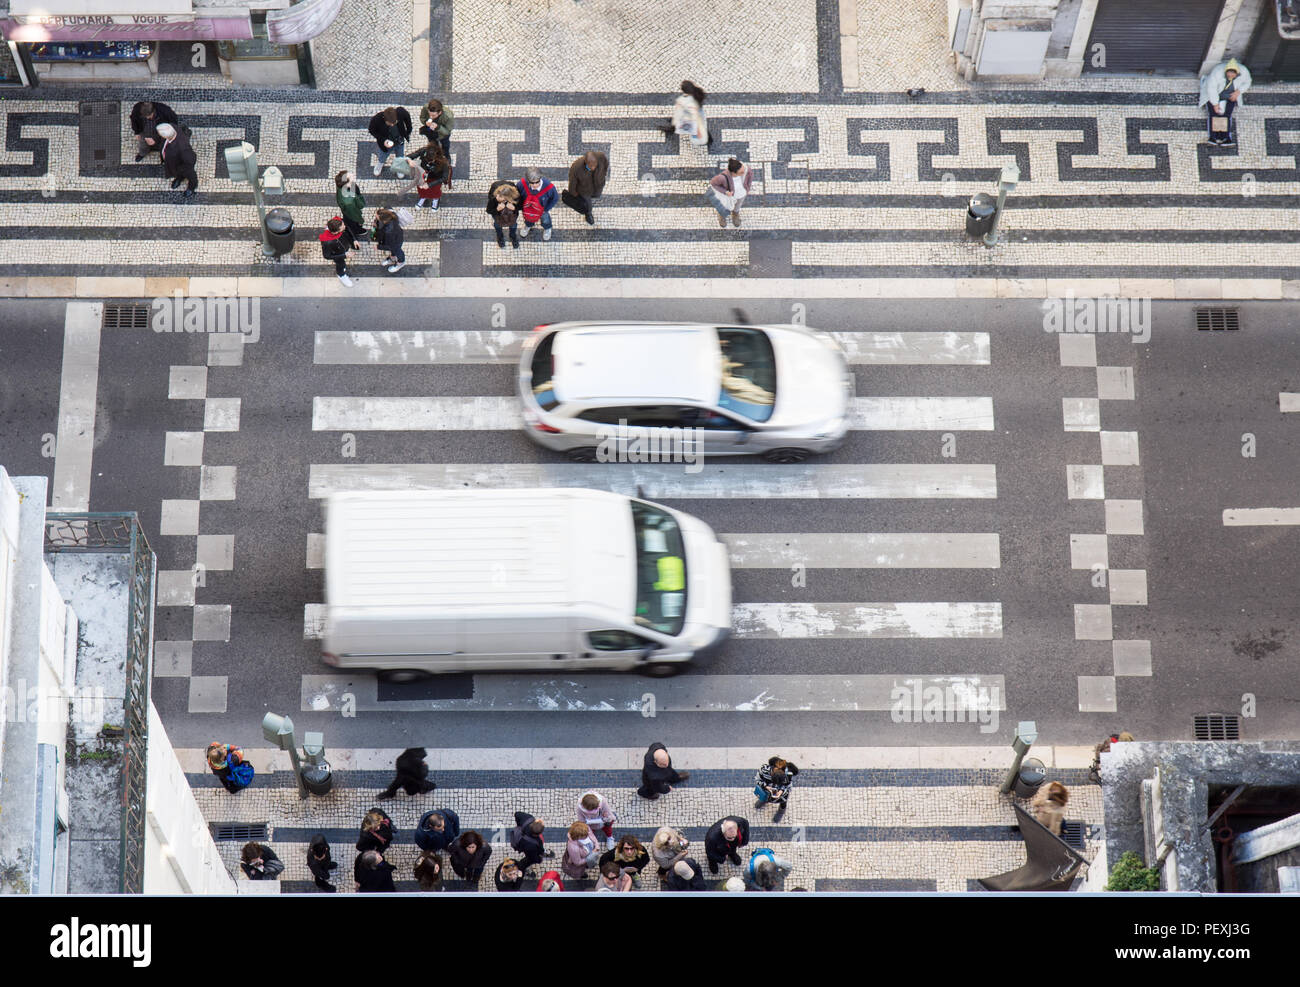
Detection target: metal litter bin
<box><xmin>1013</xmin><ymin>756</ymin><xmax>1046</xmax><ymax>798</ymax></box>
<box><xmin>265</xmin><ymin>207</ymin><xmax>295</xmax><ymax>257</ymax></box>
<box><xmin>966</xmin><ymin>192</ymin><xmax>997</xmax><ymax>237</ymax></box>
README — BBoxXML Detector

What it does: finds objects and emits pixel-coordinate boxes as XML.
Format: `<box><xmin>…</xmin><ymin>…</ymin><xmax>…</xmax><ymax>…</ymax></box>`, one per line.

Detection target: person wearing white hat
<box><xmin>1199</xmin><ymin>58</ymin><xmax>1252</xmax><ymax>148</ymax></box>
<box><xmin>155</xmin><ymin>122</ymin><xmax>198</xmax><ymax>199</ymax></box>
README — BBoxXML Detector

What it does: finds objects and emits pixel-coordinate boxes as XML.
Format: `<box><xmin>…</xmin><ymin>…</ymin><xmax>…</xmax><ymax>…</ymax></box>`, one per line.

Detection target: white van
<box><xmin>322</xmin><ymin>488</ymin><xmax>731</xmax><ymax>680</ymax></box>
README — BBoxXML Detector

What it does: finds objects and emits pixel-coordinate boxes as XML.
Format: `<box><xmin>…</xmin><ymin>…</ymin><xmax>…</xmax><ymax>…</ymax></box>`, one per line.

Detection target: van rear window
<box><xmin>530</xmin><ymin>331</ymin><xmax>560</xmax><ymax>411</ymax></box>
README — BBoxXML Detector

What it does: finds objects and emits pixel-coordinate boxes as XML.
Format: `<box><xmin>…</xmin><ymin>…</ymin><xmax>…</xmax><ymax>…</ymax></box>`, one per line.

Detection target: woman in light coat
<box><xmin>1198</xmin><ymin>58</ymin><xmax>1251</xmax><ymax>147</ymax></box>
<box><xmin>650</xmin><ymin>825</ymin><xmax>690</xmax><ymax>876</ymax></box>
<box><xmin>661</xmin><ymin>80</ymin><xmax>712</xmax><ymax>148</ymax></box>
<box><xmin>561</xmin><ymin>821</ymin><xmax>601</xmax><ymax>880</ymax></box>
<box><xmin>574</xmin><ymin>791</ymin><xmax>618</xmax><ymax>850</ymax></box>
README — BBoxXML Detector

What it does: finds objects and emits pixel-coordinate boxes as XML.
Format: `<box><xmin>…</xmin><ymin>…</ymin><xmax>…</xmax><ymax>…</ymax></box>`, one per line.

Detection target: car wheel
<box><xmin>565</xmin><ymin>446</ymin><xmax>601</xmax><ymax>463</ymax></box>
<box><xmin>641</xmin><ymin>662</ymin><xmax>682</xmax><ymax>678</ymax></box>
<box><xmin>378</xmin><ymin>668</ymin><xmax>431</xmax><ymax>684</ymax></box>
<box><xmin>762</xmin><ymin>447</ymin><xmax>812</xmax><ymax>464</ymax></box>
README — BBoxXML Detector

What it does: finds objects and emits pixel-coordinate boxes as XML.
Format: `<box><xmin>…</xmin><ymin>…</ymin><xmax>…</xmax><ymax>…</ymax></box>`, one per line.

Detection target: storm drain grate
<box><xmin>1059</xmin><ymin>820</ymin><xmax>1086</xmax><ymax>850</ymax></box>
<box><xmin>1196</xmin><ymin>307</ymin><xmax>1239</xmax><ymax>331</ymax></box>
<box><xmin>102</xmin><ymin>303</ymin><xmax>150</xmax><ymax>329</ymax></box>
<box><xmin>1194</xmin><ymin>713</ymin><xmax>1240</xmax><ymax>741</ymax></box>
<box><xmin>78</xmin><ymin>101</ymin><xmax>122</xmax><ymax>175</ymax></box>
<box><xmin>210</xmin><ymin>822</ymin><xmax>268</xmax><ymax>842</ymax></box>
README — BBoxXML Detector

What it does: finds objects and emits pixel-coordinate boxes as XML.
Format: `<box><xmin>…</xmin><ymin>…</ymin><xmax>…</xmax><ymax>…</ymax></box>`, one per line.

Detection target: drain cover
<box><xmin>79</xmin><ymin>101</ymin><xmax>121</xmax><ymax>175</ymax></box>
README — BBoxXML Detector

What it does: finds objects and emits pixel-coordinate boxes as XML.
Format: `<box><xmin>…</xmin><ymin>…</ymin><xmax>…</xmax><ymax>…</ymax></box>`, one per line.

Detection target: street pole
<box><xmin>250</xmin><ymin>177</ymin><xmax>274</xmax><ymax>257</ymax></box>
<box><xmin>1000</xmin><ymin>720</ymin><xmax>1038</xmax><ymax>795</ymax></box>
<box><xmin>982</xmin><ymin>163</ymin><xmax>1020</xmax><ymax>248</ymax></box>
<box><xmin>262</xmin><ymin>712</ymin><xmax>308</xmax><ymax>799</ymax></box>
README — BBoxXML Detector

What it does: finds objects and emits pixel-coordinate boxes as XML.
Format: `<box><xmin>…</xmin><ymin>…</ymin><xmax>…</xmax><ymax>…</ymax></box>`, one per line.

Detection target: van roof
<box><xmin>553</xmin><ymin>325</ymin><xmax>719</xmax><ymax>404</ymax></box>
<box><xmin>324</xmin><ymin>488</ymin><xmax>634</xmax><ymax>613</ymax></box>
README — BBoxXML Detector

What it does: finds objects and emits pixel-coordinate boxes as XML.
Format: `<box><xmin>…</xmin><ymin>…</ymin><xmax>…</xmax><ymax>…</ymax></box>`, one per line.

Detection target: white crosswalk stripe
<box><xmin>720</xmin><ymin>533</ymin><xmax>1000</xmax><ymax>568</ymax></box>
<box><xmin>1281</xmin><ymin>393</ymin><xmax>1300</xmax><ymax>413</ymax></box>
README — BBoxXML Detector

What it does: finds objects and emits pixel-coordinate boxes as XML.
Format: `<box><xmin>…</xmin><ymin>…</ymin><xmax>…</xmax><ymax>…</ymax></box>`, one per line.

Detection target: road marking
<box><xmin>300</xmin><ymin>673</ymin><xmax>1006</xmax><ymax>713</ymax></box>
<box><xmin>1223</xmin><ymin>508</ymin><xmax>1300</xmax><ymax>526</ymax></box>
<box><xmin>1281</xmin><ymin>393</ymin><xmax>1300</xmax><ymax>413</ymax></box>
<box><xmin>308</xmin><ymin>463</ymin><xmax>998</xmax><ymax>499</ymax></box>
<box><xmin>312</xmin><ymin>395</ymin><xmax>995</xmax><ymax>432</ymax></box>
<box><xmin>733</xmin><ymin>602</ymin><xmax>1002</xmax><ymax>638</ymax></box>
<box><xmin>721</xmin><ymin>533</ymin><xmax>1000</xmax><ymax>568</ymax></box>
<box><xmin>50</xmin><ymin>302</ymin><xmax>103</xmax><ymax>511</ymax></box>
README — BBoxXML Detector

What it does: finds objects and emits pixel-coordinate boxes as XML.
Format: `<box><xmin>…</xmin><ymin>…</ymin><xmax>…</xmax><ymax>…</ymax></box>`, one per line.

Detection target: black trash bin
<box><xmin>966</xmin><ymin>192</ymin><xmax>997</xmax><ymax>237</ymax></box>
<box><xmin>265</xmin><ymin>207</ymin><xmax>295</xmax><ymax>257</ymax></box>
<box><xmin>302</xmin><ymin>760</ymin><xmax>333</xmax><ymax>795</ymax></box>
<box><xmin>1013</xmin><ymin>757</ymin><xmax>1046</xmax><ymax>798</ymax></box>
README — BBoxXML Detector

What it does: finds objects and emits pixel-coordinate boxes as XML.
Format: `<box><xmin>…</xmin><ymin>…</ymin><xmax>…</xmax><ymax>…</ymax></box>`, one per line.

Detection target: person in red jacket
<box><xmin>536</xmin><ymin>870</ymin><xmax>565</xmax><ymax>892</ymax></box>
<box><xmin>319</xmin><ymin>217</ymin><xmax>357</xmax><ymax>287</ymax></box>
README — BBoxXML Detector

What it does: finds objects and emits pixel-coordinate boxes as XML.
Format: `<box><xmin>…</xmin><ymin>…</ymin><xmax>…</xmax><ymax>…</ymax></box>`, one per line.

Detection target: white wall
<box><xmin>143</xmin><ymin>703</ymin><xmax>236</xmax><ymax>893</ymax></box>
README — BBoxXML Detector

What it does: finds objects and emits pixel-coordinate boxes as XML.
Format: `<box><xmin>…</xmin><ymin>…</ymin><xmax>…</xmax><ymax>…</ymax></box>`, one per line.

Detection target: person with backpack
<box><xmin>486</xmin><ymin>179</ymin><xmax>521</xmax><ymax>249</ymax></box>
<box><xmin>754</xmin><ymin>755</ymin><xmax>798</xmax><ymax>822</ymax></box>
<box><xmin>708</xmin><ymin>157</ymin><xmax>753</xmax><ymax>229</ymax></box>
<box><xmin>565</xmin><ymin>150</ymin><xmax>608</xmax><ymax>226</ymax></box>
<box><xmin>414</xmin><ymin>807</ymin><xmax>461</xmax><ymax>852</ymax></box>
<box><xmin>129</xmin><ymin>100</ymin><xmax>178</xmax><ymax>162</ymax></box>
<box><xmin>510</xmin><ymin>811</ymin><xmax>552</xmax><ymax>871</ymax></box>
<box><xmin>411</xmin><ymin>143</ymin><xmax>452</xmax><ymax>210</ymax></box>
<box><xmin>334</xmin><ymin>170</ymin><xmax>369</xmax><ymax>245</ymax></box>
<box><xmin>745</xmin><ymin>847</ymin><xmax>793</xmax><ymax>891</ymax></box>
<box><xmin>516</xmin><ymin>168</ymin><xmax>558</xmax><ymax>241</ymax></box>
<box><xmin>240</xmin><ymin>842</ymin><xmax>284</xmax><ymax>880</ymax></box>
<box><xmin>155</xmin><ymin>123</ymin><xmax>197</xmax><ymax>200</ymax></box>
<box><xmin>355</xmin><ymin>808</ymin><xmax>396</xmax><ymax>854</ymax></box>
<box><xmin>368</xmin><ymin>106</ymin><xmax>413</xmax><ymax>176</ymax></box>
<box><xmin>418</xmin><ymin>97</ymin><xmax>455</xmax><ymax>159</ymax></box>
<box><xmin>207</xmin><ymin>741</ymin><xmax>253</xmax><ymax>793</ymax></box>
<box><xmin>320</xmin><ymin>217</ymin><xmax>357</xmax><ymax>287</ymax></box>
<box><xmin>306</xmin><ymin>834</ymin><xmax>339</xmax><ymax>892</ymax></box>
<box><xmin>372</xmin><ymin>207</ymin><xmax>406</xmax><ymax>273</ymax></box>
<box><xmin>660</xmin><ymin>80</ymin><xmax>712</xmax><ymax>148</ymax></box>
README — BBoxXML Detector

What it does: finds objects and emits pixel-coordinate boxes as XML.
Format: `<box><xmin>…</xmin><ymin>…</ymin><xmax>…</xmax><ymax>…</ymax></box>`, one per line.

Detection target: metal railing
<box><xmin>45</xmin><ymin>511</ymin><xmax>155</xmax><ymax>894</ymax></box>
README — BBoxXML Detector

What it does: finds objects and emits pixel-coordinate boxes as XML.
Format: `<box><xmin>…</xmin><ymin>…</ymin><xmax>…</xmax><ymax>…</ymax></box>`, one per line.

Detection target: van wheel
<box><xmin>565</xmin><ymin>447</ymin><xmax>601</xmax><ymax>463</ymax></box>
<box><xmin>643</xmin><ymin>662</ymin><xmax>681</xmax><ymax>678</ymax></box>
<box><xmin>762</xmin><ymin>448</ymin><xmax>812</xmax><ymax>464</ymax></box>
<box><xmin>378</xmin><ymin>669</ymin><xmax>431</xmax><ymax>684</ymax></box>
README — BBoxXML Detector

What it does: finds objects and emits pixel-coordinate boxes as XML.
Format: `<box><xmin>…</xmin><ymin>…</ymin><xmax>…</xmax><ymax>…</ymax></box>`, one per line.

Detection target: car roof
<box><xmin>553</xmin><ymin>325</ymin><xmax>719</xmax><ymax>404</ymax></box>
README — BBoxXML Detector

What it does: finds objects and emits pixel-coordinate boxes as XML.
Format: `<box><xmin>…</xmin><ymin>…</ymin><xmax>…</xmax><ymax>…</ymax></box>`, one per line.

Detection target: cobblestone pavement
<box><xmin>184</xmin><ymin>747</ymin><xmax>1104</xmax><ymax>892</ymax></box>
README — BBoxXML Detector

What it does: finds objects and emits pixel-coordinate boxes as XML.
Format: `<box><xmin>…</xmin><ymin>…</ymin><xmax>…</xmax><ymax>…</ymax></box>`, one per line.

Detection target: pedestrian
<box><xmin>721</xmin><ymin>876</ymin><xmax>747</xmax><ymax>892</ymax></box>
<box><xmin>517</xmin><ymin>167</ymin><xmax>558</xmax><ymax>241</ymax></box>
<box><xmin>561</xmin><ymin>821</ymin><xmax>601</xmax><ymax>880</ymax></box>
<box><xmin>745</xmin><ymin>847</ymin><xmax>792</xmax><ymax>891</ymax></box>
<box><xmin>240</xmin><ymin>842</ymin><xmax>284</xmax><ymax>880</ymax></box>
<box><xmin>418</xmin><ymin>97</ymin><xmax>455</xmax><ymax>159</ymax></box>
<box><xmin>414</xmin><ymin>807</ymin><xmax>461</xmax><ymax>852</ymax></box>
<box><xmin>650</xmin><ymin>826</ymin><xmax>690</xmax><ymax>876</ymax></box>
<box><xmin>206</xmin><ymin>741</ymin><xmax>253</xmax><ymax>793</ymax></box>
<box><xmin>536</xmin><ymin>870</ymin><xmax>565</xmax><ymax>892</ymax></box>
<box><xmin>564</xmin><ymin>150</ymin><xmax>608</xmax><ymax>226</ymax></box>
<box><xmin>594</xmin><ymin>860</ymin><xmax>636</xmax><ymax>893</ymax></box>
<box><xmin>354</xmin><ymin>850</ymin><xmax>397</xmax><ymax>893</ymax></box>
<box><xmin>129</xmin><ymin>100</ymin><xmax>178</xmax><ymax>162</ymax></box>
<box><xmin>486</xmin><ymin>179</ymin><xmax>521</xmax><ymax>249</ymax></box>
<box><xmin>334</xmin><ymin>170</ymin><xmax>369</xmax><ymax>244</ymax></box>
<box><xmin>704</xmin><ymin>816</ymin><xmax>750</xmax><ymax>874</ymax></box>
<box><xmin>355</xmin><ymin>808</ymin><xmax>396</xmax><ymax>854</ymax></box>
<box><xmin>754</xmin><ymin>755</ymin><xmax>799</xmax><ymax>822</ymax></box>
<box><xmin>320</xmin><ymin>217</ymin><xmax>357</xmax><ymax>287</ymax></box>
<box><xmin>155</xmin><ymin>123</ymin><xmax>197</xmax><ymax>200</ymax></box>
<box><xmin>1030</xmin><ymin>781</ymin><xmax>1069</xmax><ymax>835</ymax></box>
<box><xmin>448</xmin><ymin>830</ymin><xmax>492</xmax><ymax>887</ymax></box>
<box><xmin>1200</xmin><ymin>58</ymin><xmax>1251</xmax><ymax>147</ymax></box>
<box><xmin>707</xmin><ymin>157</ymin><xmax>752</xmax><ymax>229</ymax></box>
<box><xmin>660</xmin><ymin>80</ymin><xmax>712</xmax><ymax>148</ymax></box>
<box><xmin>574</xmin><ymin>790</ymin><xmax>618</xmax><ymax>850</ymax></box>
<box><xmin>368</xmin><ymin>105</ymin><xmax>413</xmax><ymax>176</ymax></box>
<box><xmin>637</xmin><ymin>741</ymin><xmax>690</xmax><ymax>799</ymax></box>
<box><xmin>510</xmin><ymin>811</ymin><xmax>552</xmax><ymax>870</ymax></box>
<box><xmin>599</xmin><ymin>834</ymin><xmax>650</xmax><ymax>876</ymax></box>
<box><xmin>411</xmin><ymin>142</ymin><xmax>452</xmax><ymax>210</ymax></box>
<box><xmin>495</xmin><ymin>857</ymin><xmax>526</xmax><ymax>892</ymax></box>
<box><xmin>663</xmin><ymin>858</ymin><xmax>707</xmax><ymax>891</ymax></box>
<box><xmin>376</xmin><ymin>746</ymin><xmax>436</xmax><ymax>799</ymax></box>
<box><xmin>307</xmin><ymin>834</ymin><xmax>338</xmax><ymax>892</ymax></box>
<box><xmin>413</xmin><ymin>850</ymin><xmax>444</xmax><ymax>891</ymax></box>
<box><xmin>372</xmin><ymin>207</ymin><xmax>407</xmax><ymax>274</ymax></box>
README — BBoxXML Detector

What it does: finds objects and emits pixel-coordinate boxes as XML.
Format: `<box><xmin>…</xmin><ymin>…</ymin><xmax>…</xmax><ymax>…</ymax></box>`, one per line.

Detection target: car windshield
<box><xmin>716</xmin><ymin>327</ymin><xmax>776</xmax><ymax>421</ymax></box>
<box><xmin>630</xmin><ymin>500</ymin><xmax>687</xmax><ymax>636</ymax></box>
<box><xmin>530</xmin><ymin>330</ymin><xmax>560</xmax><ymax>411</ymax></box>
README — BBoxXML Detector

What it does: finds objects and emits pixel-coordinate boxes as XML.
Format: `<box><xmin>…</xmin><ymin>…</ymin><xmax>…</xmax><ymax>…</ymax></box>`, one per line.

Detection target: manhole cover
<box><xmin>79</xmin><ymin>101</ymin><xmax>121</xmax><ymax>175</ymax></box>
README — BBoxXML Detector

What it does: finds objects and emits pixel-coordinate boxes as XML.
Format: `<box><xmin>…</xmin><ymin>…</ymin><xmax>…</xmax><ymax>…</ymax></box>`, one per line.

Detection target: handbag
<box><xmin>753</xmin><ymin>784</ymin><xmax>769</xmax><ymax>802</ymax></box>
<box><xmin>396</xmin><ymin>206</ymin><xmax>416</xmax><ymax>228</ymax></box>
<box><xmin>1210</xmin><ymin>115</ymin><xmax>1229</xmax><ymax>132</ymax></box>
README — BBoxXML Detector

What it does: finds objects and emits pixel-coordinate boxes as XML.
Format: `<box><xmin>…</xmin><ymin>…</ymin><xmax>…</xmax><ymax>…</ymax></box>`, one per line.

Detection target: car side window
<box><xmin>682</xmin><ymin>407</ymin><xmax>748</xmax><ymax>430</ymax></box>
<box><xmin>576</xmin><ymin>406</ymin><xmax>635</xmax><ymax>425</ymax></box>
<box><xmin>587</xmin><ymin>630</ymin><xmax>653</xmax><ymax>651</ymax></box>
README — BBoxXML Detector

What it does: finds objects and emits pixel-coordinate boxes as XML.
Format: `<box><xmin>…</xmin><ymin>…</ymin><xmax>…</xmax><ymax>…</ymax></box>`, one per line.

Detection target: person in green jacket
<box><xmin>334</xmin><ymin>170</ymin><xmax>369</xmax><ymax>244</ymax></box>
<box><xmin>419</xmin><ymin>98</ymin><xmax>455</xmax><ymax>159</ymax></box>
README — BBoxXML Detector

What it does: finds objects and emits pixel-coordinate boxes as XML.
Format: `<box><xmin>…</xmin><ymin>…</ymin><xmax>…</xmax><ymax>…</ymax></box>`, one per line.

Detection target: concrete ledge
<box><xmin>75</xmin><ymin>277</ymin><xmax>146</xmax><ymax>298</ymax></box>
<box><xmin>25</xmin><ymin>277</ymin><xmax>77</xmax><ymax>297</ymax></box>
<box><xmin>236</xmin><ymin>276</ymin><xmax>284</xmax><ymax>297</ymax></box>
<box><xmin>144</xmin><ymin>277</ymin><xmax>190</xmax><ymax>298</ymax></box>
<box><xmin>1220</xmin><ymin>278</ymin><xmax>1282</xmax><ymax>300</ymax></box>
<box><xmin>0</xmin><ymin>278</ymin><xmax>27</xmax><ymax>297</ymax></box>
<box><xmin>187</xmin><ymin>277</ymin><xmax>240</xmax><ymax>297</ymax></box>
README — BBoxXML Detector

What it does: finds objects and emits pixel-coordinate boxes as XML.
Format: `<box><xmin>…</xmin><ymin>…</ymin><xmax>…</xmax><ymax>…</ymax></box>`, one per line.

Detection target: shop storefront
<box><xmin>0</xmin><ymin>0</ymin><xmax>341</xmax><ymax>86</ymax></box>
<box><xmin>1246</xmin><ymin>0</ymin><xmax>1300</xmax><ymax>81</ymax></box>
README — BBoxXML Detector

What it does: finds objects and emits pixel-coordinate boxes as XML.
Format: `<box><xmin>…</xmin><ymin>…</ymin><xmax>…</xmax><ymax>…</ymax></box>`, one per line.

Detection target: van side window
<box><xmin>587</xmin><ymin>630</ymin><xmax>653</xmax><ymax>651</ymax></box>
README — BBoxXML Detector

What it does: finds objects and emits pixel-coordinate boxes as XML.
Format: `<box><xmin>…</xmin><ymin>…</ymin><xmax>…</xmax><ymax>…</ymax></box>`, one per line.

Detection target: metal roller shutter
<box><xmin>1084</xmin><ymin>0</ymin><xmax>1224</xmax><ymax>73</ymax></box>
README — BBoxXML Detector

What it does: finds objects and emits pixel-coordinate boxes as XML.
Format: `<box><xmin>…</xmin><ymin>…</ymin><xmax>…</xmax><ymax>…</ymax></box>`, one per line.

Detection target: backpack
<box><xmin>519</xmin><ymin>177</ymin><xmax>547</xmax><ymax>223</ymax></box>
<box><xmin>228</xmin><ymin>750</ymin><xmax>254</xmax><ymax>789</ymax></box>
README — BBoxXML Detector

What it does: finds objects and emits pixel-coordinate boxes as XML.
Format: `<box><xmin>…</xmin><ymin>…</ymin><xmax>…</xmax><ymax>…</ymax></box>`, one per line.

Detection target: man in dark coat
<box><xmin>414</xmin><ymin>807</ymin><xmax>461</xmax><ymax>852</ymax></box>
<box><xmin>703</xmin><ymin>816</ymin><xmax>751</xmax><ymax>874</ymax></box>
<box><xmin>367</xmin><ymin>106</ymin><xmax>413</xmax><ymax>176</ymax></box>
<box><xmin>636</xmin><ymin>741</ymin><xmax>689</xmax><ymax>799</ymax></box>
<box><xmin>129</xmin><ymin>100</ymin><xmax>178</xmax><ymax>162</ymax></box>
<box><xmin>565</xmin><ymin>149</ymin><xmax>608</xmax><ymax>225</ymax></box>
<box><xmin>156</xmin><ymin>123</ymin><xmax>197</xmax><ymax>199</ymax></box>
<box><xmin>306</xmin><ymin>834</ymin><xmax>338</xmax><ymax>892</ymax></box>
<box><xmin>355</xmin><ymin>850</ymin><xmax>397</xmax><ymax>892</ymax></box>
<box><xmin>663</xmin><ymin>858</ymin><xmax>707</xmax><ymax>891</ymax></box>
<box><xmin>509</xmin><ymin>811</ymin><xmax>552</xmax><ymax>870</ymax></box>
<box><xmin>377</xmin><ymin>746</ymin><xmax>437</xmax><ymax>799</ymax></box>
